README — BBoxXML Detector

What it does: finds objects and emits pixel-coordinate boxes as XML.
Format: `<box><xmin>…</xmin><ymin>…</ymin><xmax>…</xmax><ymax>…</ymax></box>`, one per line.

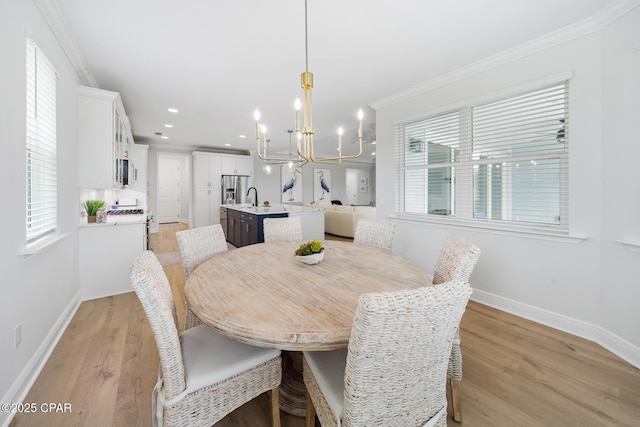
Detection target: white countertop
<box><xmin>222</xmin><ymin>203</ymin><xmax>324</xmax><ymax>215</ymax></box>
<box><xmin>78</xmin><ymin>219</ymin><xmax>146</xmax><ymax>228</ymax></box>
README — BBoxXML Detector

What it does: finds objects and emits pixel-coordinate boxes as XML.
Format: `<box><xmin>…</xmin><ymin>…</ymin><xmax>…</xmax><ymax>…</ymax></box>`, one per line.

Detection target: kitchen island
<box><xmin>221</xmin><ymin>204</ymin><xmax>324</xmax><ymax>247</ymax></box>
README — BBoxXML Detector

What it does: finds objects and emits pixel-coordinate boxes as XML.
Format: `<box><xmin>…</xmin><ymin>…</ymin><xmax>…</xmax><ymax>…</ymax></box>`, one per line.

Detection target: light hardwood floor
<box><xmin>11</xmin><ymin>223</ymin><xmax>640</xmax><ymax>426</ymax></box>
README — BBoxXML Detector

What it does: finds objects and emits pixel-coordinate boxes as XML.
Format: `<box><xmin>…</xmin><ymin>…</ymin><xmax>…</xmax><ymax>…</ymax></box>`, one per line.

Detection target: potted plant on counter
<box><xmin>83</xmin><ymin>199</ymin><xmax>106</xmax><ymax>223</ymax></box>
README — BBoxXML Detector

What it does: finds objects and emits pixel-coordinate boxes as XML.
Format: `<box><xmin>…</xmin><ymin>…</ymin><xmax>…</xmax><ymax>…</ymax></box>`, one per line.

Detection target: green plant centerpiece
<box><xmin>294</xmin><ymin>240</ymin><xmax>325</xmax><ymax>265</ymax></box>
<box><xmin>295</xmin><ymin>240</ymin><xmax>323</xmax><ymax>256</ymax></box>
<box><xmin>262</xmin><ymin>201</ymin><xmax>271</xmax><ymax>207</ymax></box>
<box><xmin>83</xmin><ymin>199</ymin><xmax>106</xmax><ymax>223</ymax></box>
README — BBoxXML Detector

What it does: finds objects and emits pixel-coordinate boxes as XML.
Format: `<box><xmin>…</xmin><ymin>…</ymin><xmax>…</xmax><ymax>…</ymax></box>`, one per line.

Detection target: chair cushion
<box><xmin>181</xmin><ymin>325</ymin><xmax>280</xmax><ymax>394</ymax></box>
<box><xmin>303</xmin><ymin>349</ymin><xmax>348</xmax><ymax>424</ymax></box>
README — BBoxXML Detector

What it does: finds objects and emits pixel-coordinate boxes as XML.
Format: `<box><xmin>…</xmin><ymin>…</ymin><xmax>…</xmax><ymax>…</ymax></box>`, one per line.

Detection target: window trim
<box><xmin>394</xmin><ymin>75</ymin><xmax>574</xmax><ymax>237</ymax></box>
<box><xmin>389</xmin><ymin>214</ymin><xmax>586</xmax><ymax>244</ymax></box>
<box><xmin>19</xmin><ymin>232</ymin><xmax>70</xmax><ymax>256</ymax></box>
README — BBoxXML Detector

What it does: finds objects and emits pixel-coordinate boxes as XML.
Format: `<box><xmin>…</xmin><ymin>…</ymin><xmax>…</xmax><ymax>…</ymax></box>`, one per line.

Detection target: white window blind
<box><xmin>396</xmin><ymin>82</ymin><xmax>568</xmax><ymax>231</ymax></box>
<box><xmin>396</xmin><ymin>111</ymin><xmax>463</xmax><ymax>216</ymax></box>
<box><xmin>26</xmin><ymin>39</ymin><xmax>57</xmax><ymax>243</ymax></box>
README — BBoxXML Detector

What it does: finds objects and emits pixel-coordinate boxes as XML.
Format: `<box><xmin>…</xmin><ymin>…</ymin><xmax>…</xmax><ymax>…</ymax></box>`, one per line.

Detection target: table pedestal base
<box><xmin>279</xmin><ymin>351</ymin><xmax>306</xmax><ymax>417</ymax></box>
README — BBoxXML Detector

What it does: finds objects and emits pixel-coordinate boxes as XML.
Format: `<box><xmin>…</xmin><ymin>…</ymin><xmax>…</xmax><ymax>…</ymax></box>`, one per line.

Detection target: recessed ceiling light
<box><xmin>164</xmin><ymin>124</ymin><xmax>173</xmax><ymax>128</ymax></box>
<box><xmin>372</xmin><ymin>152</ymin><xmax>376</xmax><ymax>156</ymax></box>
<box><xmin>161</xmin><ymin>135</ymin><xmax>169</xmax><ymax>139</ymax></box>
<box><xmin>225</xmin><ymin>143</ymin><xmax>231</xmax><ymax>146</ymax></box>
<box><xmin>168</xmin><ymin>108</ymin><xmax>179</xmax><ymax>113</ymax></box>
<box><xmin>239</xmin><ymin>135</ymin><xmax>246</xmax><ymax>139</ymax></box>
<box><xmin>371</xmin><ymin>140</ymin><xmax>376</xmax><ymax>145</ymax></box>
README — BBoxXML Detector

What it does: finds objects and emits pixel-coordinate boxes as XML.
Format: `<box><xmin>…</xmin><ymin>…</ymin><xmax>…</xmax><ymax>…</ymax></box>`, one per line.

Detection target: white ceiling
<box><xmin>55</xmin><ymin>0</ymin><xmax>614</xmax><ymax>163</ymax></box>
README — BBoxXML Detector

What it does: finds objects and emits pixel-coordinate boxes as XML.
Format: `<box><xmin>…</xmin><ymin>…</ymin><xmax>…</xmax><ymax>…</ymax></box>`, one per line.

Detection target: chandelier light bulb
<box><xmin>254</xmin><ymin>110</ymin><xmax>261</xmax><ymax>121</ymax></box>
<box><xmin>262</xmin><ymin>164</ymin><xmax>273</xmax><ymax>175</ymax></box>
<box><xmin>338</xmin><ymin>127</ymin><xmax>344</xmax><ymax>136</ymax></box>
<box><xmin>260</xmin><ymin>125</ymin><xmax>267</xmax><ymax>134</ymax></box>
<box><xmin>357</xmin><ymin>109</ymin><xmax>364</xmax><ymax>120</ymax></box>
<box><xmin>294</xmin><ymin>98</ymin><xmax>302</xmax><ymax>111</ymax></box>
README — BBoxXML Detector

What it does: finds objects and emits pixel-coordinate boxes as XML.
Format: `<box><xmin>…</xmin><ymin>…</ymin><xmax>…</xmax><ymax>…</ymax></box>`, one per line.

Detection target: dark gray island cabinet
<box><xmin>221</xmin><ymin>204</ymin><xmax>325</xmax><ymax>247</ymax></box>
<box><xmin>226</xmin><ymin>207</ymin><xmax>286</xmax><ymax>247</ymax></box>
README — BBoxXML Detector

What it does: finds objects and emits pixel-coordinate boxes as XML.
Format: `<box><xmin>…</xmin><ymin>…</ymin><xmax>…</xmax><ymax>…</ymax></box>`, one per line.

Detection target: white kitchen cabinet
<box><xmin>194</xmin><ymin>188</ymin><xmax>221</xmax><ymax>227</ymax></box>
<box><xmin>221</xmin><ymin>154</ymin><xmax>253</xmax><ymax>176</ymax></box>
<box><xmin>131</xmin><ymin>144</ymin><xmax>148</xmax><ymax>195</ymax></box>
<box><xmin>192</xmin><ymin>152</ymin><xmax>222</xmax><ymax>228</ymax></box>
<box><xmin>78</xmin><ymin>223</ymin><xmax>145</xmax><ymax>300</ymax></box>
<box><xmin>78</xmin><ymin>86</ymin><xmax>132</xmax><ymax>189</ymax></box>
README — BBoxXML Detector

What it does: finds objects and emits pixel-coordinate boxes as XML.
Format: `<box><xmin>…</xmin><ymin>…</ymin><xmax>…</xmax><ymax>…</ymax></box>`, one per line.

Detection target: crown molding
<box><xmin>34</xmin><ymin>0</ymin><xmax>97</xmax><ymax>87</ymax></box>
<box><xmin>593</xmin><ymin>0</ymin><xmax>640</xmax><ymax>27</ymax></box>
<box><xmin>370</xmin><ymin>0</ymin><xmax>640</xmax><ymax>110</ymax></box>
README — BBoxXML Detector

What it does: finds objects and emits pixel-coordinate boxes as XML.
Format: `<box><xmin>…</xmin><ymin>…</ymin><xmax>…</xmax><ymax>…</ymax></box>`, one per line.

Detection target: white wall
<box><xmin>375</xmin><ymin>10</ymin><xmax>640</xmax><ymax>365</ymax></box>
<box><xmin>252</xmin><ymin>155</ymin><xmax>374</xmax><ymax>206</ymax></box>
<box><xmin>599</xmin><ymin>8</ymin><xmax>640</xmax><ymax>352</ymax></box>
<box><xmin>0</xmin><ymin>0</ymin><xmax>82</xmax><ymax>414</ymax></box>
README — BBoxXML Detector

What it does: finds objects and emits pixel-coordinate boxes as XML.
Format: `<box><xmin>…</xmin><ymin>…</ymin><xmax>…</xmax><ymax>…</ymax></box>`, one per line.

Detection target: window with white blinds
<box><xmin>395</xmin><ymin>82</ymin><xmax>568</xmax><ymax>231</ymax></box>
<box><xmin>26</xmin><ymin>39</ymin><xmax>57</xmax><ymax>243</ymax></box>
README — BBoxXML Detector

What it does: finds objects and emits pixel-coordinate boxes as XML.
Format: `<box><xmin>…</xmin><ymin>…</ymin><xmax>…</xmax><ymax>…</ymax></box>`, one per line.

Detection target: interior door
<box><xmin>158</xmin><ymin>157</ymin><xmax>181</xmax><ymax>223</ymax></box>
<box><xmin>346</xmin><ymin>168</ymin><xmax>358</xmax><ymax>205</ymax></box>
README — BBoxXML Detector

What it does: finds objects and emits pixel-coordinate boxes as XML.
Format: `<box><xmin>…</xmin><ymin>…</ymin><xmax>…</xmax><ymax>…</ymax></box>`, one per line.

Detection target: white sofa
<box><xmin>305</xmin><ymin>202</ymin><xmax>376</xmax><ymax>238</ymax></box>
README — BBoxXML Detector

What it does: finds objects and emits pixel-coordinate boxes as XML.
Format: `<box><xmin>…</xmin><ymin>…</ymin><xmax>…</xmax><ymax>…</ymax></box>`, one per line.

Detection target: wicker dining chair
<box><xmin>130</xmin><ymin>251</ymin><xmax>282</xmax><ymax>427</ymax></box>
<box><xmin>303</xmin><ymin>281</ymin><xmax>473</xmax><ymax>427</ymax></box>
<box><xmin>432</xmin><ymin>234</ymin><xmax>481</xmax><ymax>423</ymax></box>
<box><xmin>353</xmin><ymin>218</ymin><xmax>395</xmax><ymax>251</ymax></box>
<box><xmin>263</xmin><ymin>216</ymin><xmax>303</xmax><ymax>242</ymax></box>
<box><xmin>176</xmin><ymin>224</ymin><xmax>228</xmax><ymax>329</ymax></box>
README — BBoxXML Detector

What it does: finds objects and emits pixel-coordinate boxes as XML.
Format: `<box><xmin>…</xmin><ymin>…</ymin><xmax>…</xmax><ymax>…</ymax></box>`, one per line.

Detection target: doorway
<box><xmin>346</xmin><ymin>169</ymin><xmax>358</xmax><ymax>205</ymax></box>
<box><xmin>156</xmin><ymin>153</ymin><xmax>190</xmax><ymax>224</ymax></box>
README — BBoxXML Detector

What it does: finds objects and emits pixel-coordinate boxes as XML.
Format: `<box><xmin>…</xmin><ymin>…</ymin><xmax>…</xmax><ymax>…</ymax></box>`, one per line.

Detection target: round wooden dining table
<box><xmin>186</xmin><ymin>239</ymin><xmax>431</xmax><ymax>416</ymax></box>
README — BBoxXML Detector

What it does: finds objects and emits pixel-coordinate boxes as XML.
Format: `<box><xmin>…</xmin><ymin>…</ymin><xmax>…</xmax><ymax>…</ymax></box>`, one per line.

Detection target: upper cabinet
<box><xmin>193</xmin><ymin>152</ymin><xmax>222</xmax><ymax>189</ymax></box>
<box><xmin>78</xmin><ymin>86</ymin><xmax>133</xmax><ymax>188</ymax></box>
<box><xmin>221</xmin><ymin>154</ymin><xmax>252</xmax><ymax>176</ymax></box>
<box><xmin>131</xmin><ymin>143</ymin><xmax>148</xmax><ymax>195</ymax></box>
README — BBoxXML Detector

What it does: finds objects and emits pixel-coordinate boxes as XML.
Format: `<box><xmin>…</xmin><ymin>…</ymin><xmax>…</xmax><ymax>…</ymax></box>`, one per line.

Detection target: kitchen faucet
<box><xmin>247</xmin><ymin>187</ymin><xmax>258</xmax><ymax>207</ymax></box>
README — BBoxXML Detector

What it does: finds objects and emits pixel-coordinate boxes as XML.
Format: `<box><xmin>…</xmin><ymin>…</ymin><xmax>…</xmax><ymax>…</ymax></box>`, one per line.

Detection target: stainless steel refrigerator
<box><xmin>221</xmin><ymin>175</ymin><xmax>252</xmax><ymax>205</ymax></box>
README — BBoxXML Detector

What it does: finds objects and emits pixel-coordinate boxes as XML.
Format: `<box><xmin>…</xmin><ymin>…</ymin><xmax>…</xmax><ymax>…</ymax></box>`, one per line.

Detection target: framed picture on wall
<box><xmin>360</xmin><ymin>184</ymin><xmax>367</xmax><ymax>193</ymax></box>
<box><xmin>281</xmin><ymin>166</ymin><xmax>303</xmax><ymax>203</ymax></box>
<box><xmin>313</xmin><ymin>168</ymin><xmax>331</xmax><ymax>202</ymax></box>
<box><xmin>359</xmin><ymin>177</ymin><xmax>367</xmax><ymax>186</ymax></box>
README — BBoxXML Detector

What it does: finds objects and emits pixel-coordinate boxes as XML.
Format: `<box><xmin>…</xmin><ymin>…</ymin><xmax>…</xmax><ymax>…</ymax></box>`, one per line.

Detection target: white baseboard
<box><xmin>0</xmin><ymin>291</ymin><xmax>81</xmax><ymax>427</ymax></box>
<box><xmin>471</xmin><ymin>289</ymin><xmax>640</xmax><ymax>369</ymax></box>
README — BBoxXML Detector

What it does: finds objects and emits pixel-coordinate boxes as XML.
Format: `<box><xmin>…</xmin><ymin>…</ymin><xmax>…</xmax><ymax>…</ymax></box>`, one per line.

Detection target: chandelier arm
<box><xmin>309</xmin><ymin>137</ymin><xmax>363</xmax><ymax>162</ymax></box>
<box><xmin>257</xmin><ymin>145</ymin><xmax>308</xmax><ymax>164</ymax></box>
<box><xmin>257</xmin><ymin>131</ymin><xmax>308</xmax><ymax>164</ymax></box>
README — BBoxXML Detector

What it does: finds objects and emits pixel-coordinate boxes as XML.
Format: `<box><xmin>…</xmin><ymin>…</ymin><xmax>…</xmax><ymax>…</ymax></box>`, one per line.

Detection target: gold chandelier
<box><xmin>254</xmin><ymin>0</ymin><xmax>363</xmax><ymax>166</ymax></box>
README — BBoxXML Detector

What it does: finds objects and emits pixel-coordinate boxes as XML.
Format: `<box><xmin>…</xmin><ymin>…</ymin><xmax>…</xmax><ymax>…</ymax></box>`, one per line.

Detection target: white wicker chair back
<box><xmin>263</xmin><ymin>217</ymin><xmax>303</xmax><ymax>242</ymax></box>
<box><xmin>176</xmin><ymin>224</ymin><xmax>228</xmax><ymax>329</ymax></box>
<box><xmin>432</xmin><ymin>234</ymin><xmax>481</xmax><ymax>284</ymax></box>
<box><xmin>176</xmin><ymin>224</ymin><xmax>228</xmax><ymax>278</ymax></box>
<box><xmin>353</xmin><ymin>218</ymin><xmax>395</xmax><ymax>251</ymax></box>
<box><xmin>130</xmin><ymin>251</ymin><xmax>186</xmax><ymax>400</ymax></box>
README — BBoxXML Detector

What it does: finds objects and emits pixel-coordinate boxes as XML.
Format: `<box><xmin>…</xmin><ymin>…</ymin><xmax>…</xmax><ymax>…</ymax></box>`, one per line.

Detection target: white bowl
<box><xmin>296</xmin><ymin>252</ymin><xmax>324</xmax><ymax>265</ymax></box>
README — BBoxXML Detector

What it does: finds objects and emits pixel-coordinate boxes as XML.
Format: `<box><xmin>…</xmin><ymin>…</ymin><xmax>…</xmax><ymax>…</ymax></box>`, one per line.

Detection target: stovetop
<box><xmin>106</xmin><ymin>208</ymin><xmax>145</xmax><ymax>215</ymax></box>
